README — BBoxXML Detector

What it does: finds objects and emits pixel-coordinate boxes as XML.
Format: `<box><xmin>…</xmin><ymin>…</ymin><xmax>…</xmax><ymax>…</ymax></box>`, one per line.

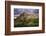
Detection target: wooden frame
<box><xmin>5</xmin><ymin>1</ymin><xmax>45</xmax><ymax>35</ymax></box>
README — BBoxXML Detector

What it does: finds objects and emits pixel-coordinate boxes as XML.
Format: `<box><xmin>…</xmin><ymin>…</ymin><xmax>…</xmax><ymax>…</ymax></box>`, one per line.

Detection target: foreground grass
<box><xmin>14</xmin><ymin>18</ymin><xmax>39</xmax><ymax>27</ymax></box>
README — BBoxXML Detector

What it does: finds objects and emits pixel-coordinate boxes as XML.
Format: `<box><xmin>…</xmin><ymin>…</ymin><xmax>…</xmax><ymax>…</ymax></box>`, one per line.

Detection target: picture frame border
<box><xmin>5</xmin><ymin>1</ymin><xmax>45</xmax><ymax>35</ymax></box>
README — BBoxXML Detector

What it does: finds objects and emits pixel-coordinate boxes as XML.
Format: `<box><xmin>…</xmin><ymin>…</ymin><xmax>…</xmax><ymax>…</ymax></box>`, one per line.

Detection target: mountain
<box><xmin>14</xmin><ymin>12</ymin><xmax>39</xmax><ymax>27</ymax></box>
<box><xmin>14</xmin><ymin>12</ymin><xmax>39</xmax><ymax>19</ymax></box>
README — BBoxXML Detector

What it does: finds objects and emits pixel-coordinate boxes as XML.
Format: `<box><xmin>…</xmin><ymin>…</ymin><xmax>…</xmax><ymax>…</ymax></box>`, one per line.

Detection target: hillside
<box><xmin>14</xmin><ymin>12</ymin><xmax>39</xmax><ymax>27</ymax></box>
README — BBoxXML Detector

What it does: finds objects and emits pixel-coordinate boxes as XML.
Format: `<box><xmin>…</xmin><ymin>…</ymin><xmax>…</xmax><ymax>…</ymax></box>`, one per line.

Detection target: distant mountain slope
<box><xmin>14</xmin><ymin>12</ymin><xmax>39</xmax><ymax>19</ymax></box>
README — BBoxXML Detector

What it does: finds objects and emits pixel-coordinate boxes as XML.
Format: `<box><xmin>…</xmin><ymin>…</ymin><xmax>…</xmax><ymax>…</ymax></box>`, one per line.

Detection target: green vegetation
<box><xmin>14</xmin><ymin>18</ymin><xmax>39</xmax><ymax>27</ymax></box>
<box><xmin>14</xmin><ymin>12</ymin><xmax>39</xmax><ymax>27</ymax></box>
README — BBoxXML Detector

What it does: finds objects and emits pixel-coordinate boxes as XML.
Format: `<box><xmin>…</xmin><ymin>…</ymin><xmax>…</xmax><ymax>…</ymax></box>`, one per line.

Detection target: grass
<box><xmin>14</xmin><ymin>18</ymin><xmax>39</xmax><ymax>27</ymax></box>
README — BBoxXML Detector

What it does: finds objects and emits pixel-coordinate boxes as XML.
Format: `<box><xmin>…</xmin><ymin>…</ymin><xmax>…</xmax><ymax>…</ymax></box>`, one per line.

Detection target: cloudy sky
<box><xmin>14</xmin><ymin>8</ymin><xmax>39</xmax><ymax>16</ymax></box>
